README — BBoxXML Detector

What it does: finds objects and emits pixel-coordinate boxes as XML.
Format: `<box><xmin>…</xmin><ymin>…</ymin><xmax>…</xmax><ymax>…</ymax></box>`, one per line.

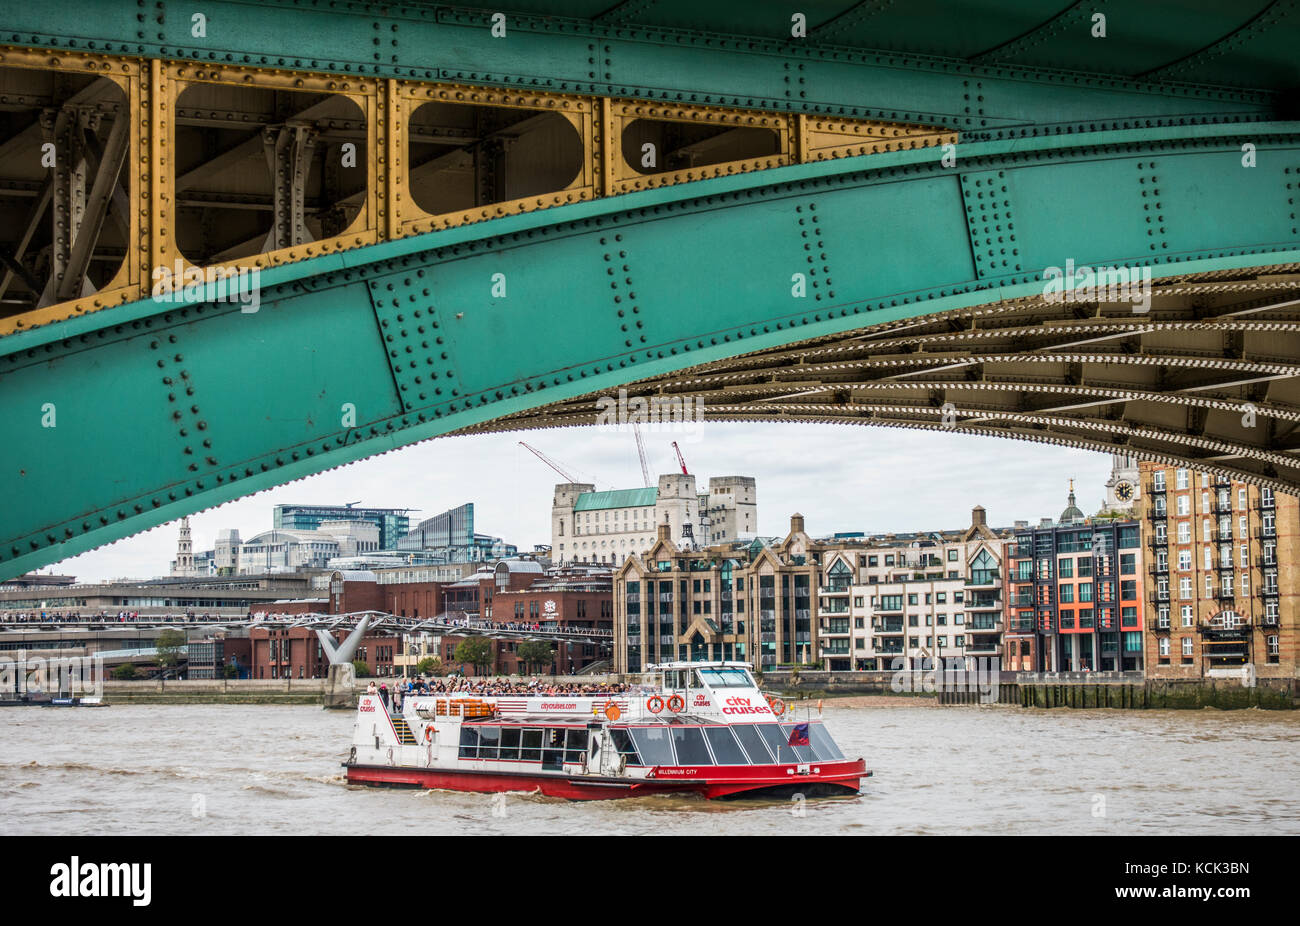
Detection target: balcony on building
<box><xmin>967</xmin><ymin>614</ymin><xmax>1001</xmax><ymax>632</ymax></box>
<box><xmin>964</xmin><ymin>637</ymin><xmax>1001</xmax><ymax>655</ymax></box>
<box><xmin>1259</xmin><ymin>493</ymin><xmax>1276</xmax><ymax>510</ymax></box>
<box><xmin>1261</xmin><ymin>612</ymin><xmax>1280</xmax><ymax>628</ymax></box>
<box><xmin>1199</xmin><ymin>618</ymin><xmax>1251</xmax><ymax>635</ymax></box>
<box><xmin>1009</xmin><ymin>616</ymin><xmax>1037</xmax><ymax>633</ymax></box>
<box><xmin>1149</xmin><ymin>482</ymin><xmax>1167</xmax><ymax>495</ymax></box>
<box><xmin>965</xmin><ymin>569</ymin><xmax>1001</xmax><ymax>589</ymax></box>
<box><xmin>1148</xmin><ymin>559</ymin><xmax>1169</xmax><ymax>575</ymax></box>
<box><xmin>1213</xmin><ymin>587</ymin><xmax>1235</xmax><ymax>602</ymax></box>
<box><xmin>875</xmin><ymin>642</ymin><xmax>904</xmax><ymax>655</ymax></box>
<box><xmin>1212</xmin><ymin>498</ymin><xmax>1233</xmax><ymax>515</ymax></box>
<box><xmin>1147</xmin><ymin>535</ymin><xmax>1167</xmax><ymax>552</ymax></box>
<box><xmin>1256</xmin><ymin>526</ymin><xmax>1278</xmax><ymax>541</ymax></box>
<box><xmin>1149</xmin><ymin>506</ymin><xmax>1168</xmax><ymax>521</ymax></box>
<box><xmin>1262</xmin><ymin>585</ymin><xmax>1280</xmax><ymax>598</ymax></box>
<box><xmin>965</xmin><ymin>594</ymin><xmax>1001</xmax><ymax>611</ymax></box>
<box><xmin>1257</xmin><ymin>554</ymin><xmax>1277</xmax><ymax>569</ymax></box>
<box><xmin>873</xmin><ymin>619</ymin><xmax>905</xmax><ymax>635</ymax></box>
<box><xmin>1148</xmin><ymin>617</ymin><xmax>1171</xmax><ymax>633</ymax></box>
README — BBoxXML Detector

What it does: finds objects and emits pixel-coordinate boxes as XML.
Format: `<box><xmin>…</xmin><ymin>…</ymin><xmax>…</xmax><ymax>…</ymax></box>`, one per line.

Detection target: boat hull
<box><xmin>345</xmin><ymin>759</ymin><xmax>868</xmax><ymax>801</ymax></box>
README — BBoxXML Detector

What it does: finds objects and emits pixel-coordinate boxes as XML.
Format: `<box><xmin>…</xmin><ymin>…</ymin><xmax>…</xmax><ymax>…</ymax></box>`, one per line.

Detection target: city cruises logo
<box><xmin>1041</xmin><ymin>259</ymin><xmax>1152</xmax><ymax>314</ymax></box>
<box><xmin>151</xmin><ymin>259</ymin><xmax>261</xmax><ymax>313</ymax></box>
<box><xmin>595</xmin><ymin>388</ymin><xmax>705</xmax><ymax>442</ymax></box>
<box><xmin>0</xmin><ymin>653</ymin><xmax>104</xmax><ymax>700</ymax></box>
<box><xmin>890</xmin><ymin>656</ymin><xmax>1001</xmax><ymax>703</ymax></box>
<box><xmin>49</xmin><ymin>857</ymin><xmax>151</xmax><ymax>907</ymax></box>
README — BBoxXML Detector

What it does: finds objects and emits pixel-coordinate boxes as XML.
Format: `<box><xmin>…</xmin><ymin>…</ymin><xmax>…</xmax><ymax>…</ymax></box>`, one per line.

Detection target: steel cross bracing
<box><xmin>473</xmin><ymin>268</ymin><xmax>1300</xmax><ymax>486</ymax></box>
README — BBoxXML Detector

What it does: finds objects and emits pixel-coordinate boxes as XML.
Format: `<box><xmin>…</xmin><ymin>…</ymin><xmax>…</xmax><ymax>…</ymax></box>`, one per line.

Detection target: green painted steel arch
<box><xmin>2</xmin><ymin>122</ymin><xmax>1299</xmax><ymax>578</ymax></box>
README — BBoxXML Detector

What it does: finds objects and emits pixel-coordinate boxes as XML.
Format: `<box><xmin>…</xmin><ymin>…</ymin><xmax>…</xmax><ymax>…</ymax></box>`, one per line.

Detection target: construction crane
<box><xmin>518</xmin><ymin>441</ymin><xmax>580</xmax><ymax>483</ymax></box>
<box><xmin>672</xmin><ymin>441</ymin><xmax>689</xmax><ymax>475</ymax></box>
<box><xmin>633</xmin><ymin>422</ymin><xmax>651</xmax><ymax>488</ymax></box>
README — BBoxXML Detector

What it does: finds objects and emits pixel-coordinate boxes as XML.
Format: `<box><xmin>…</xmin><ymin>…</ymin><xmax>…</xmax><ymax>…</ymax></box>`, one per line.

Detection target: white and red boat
<box><xmin>343</xmin><ymin>661</ymin><xmax>868</xmax><ymax>800</ymax></box>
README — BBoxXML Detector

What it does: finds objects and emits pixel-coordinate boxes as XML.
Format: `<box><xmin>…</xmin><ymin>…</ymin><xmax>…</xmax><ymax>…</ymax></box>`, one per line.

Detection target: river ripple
<box><xmin>1</xmin><ymin>701</ymin><xmax>1296</xmax><ymax>835</ymax></box>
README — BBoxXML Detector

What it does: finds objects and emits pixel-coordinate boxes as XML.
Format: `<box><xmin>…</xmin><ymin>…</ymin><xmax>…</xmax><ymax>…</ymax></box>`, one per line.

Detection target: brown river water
<box><xmin>2</xmin><ymin>700</ymin><xmax>1297</xmax><ymax>835</ymax></box>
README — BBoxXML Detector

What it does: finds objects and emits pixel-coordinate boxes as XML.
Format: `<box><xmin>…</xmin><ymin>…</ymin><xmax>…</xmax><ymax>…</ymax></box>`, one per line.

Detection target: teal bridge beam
<box><xmin>2</xmin><ymin>1</ymin><xmax>1300</xmax><ymax>579</ymax></box>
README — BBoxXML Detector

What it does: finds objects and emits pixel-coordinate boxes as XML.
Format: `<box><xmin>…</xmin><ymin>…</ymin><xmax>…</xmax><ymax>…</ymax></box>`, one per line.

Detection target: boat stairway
<box><xmin>391</xmin><ymin>717</ymin><xmax>419</xmax><ymax>745</ymax></box>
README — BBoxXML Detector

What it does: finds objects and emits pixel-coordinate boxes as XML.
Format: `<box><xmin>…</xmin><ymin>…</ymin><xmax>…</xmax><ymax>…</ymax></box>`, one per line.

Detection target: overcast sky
<box><xmin>50</xmin><ymin>424</ymin><xmax>1114</xmax><ymax>582</ymax></box>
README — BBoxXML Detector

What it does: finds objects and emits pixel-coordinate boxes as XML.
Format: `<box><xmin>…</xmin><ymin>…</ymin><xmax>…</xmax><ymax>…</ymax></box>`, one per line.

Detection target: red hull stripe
<box><xmin>345</xmin><ymin>759</ymin><xmax>867</xmax><ymax>801</ymax></box>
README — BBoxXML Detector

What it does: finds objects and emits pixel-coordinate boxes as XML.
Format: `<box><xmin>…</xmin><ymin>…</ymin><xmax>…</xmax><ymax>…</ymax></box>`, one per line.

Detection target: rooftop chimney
<box><xmin>790</xmin><ymin>513</ymin><xmax>805</xmax><ymax>534</ymax></box>
<box><xmin>657</xmin><ymin>523</ymin><xmax>671</xmax><ymax>542</ymax></box>
<box><xmin>971</xmin><ymin>506</ymin><xmax>986</xmax><ymax>528</ymax></box>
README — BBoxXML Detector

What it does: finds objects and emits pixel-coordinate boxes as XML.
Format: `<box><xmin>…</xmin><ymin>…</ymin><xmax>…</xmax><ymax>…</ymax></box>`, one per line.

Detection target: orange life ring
<box><xmin>666</xmin><ymin>694</ymin><xmax>686</xmax><ymax>713</ymax></box>
<box><xmin>603</xmin><ymin>700</ymin><xmax>621</xmax><ymax>721</ymax></box>
<box><xmin>424</xmin><ymin>725</ymin><xmax>435</xmax><ymax>743</ymax></box>
<box><xmin>767</xmin><ymin>696</ymin><xmax>786</xmax><ymax>717</ymax></box>
<box><xmin>646</xmin><ymin>695</ymin><xmax>665</xmax><ymax>714</ymax></box>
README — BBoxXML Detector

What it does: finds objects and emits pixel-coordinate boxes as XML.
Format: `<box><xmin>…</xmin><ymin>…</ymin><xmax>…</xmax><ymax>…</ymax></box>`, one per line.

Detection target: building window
<box><xmin>1181</xmin><ymin>636</ymin><xmax>1193</xmax><ymax>656</ymax></box>
<box><xmin>1176</xmin><ymin>469</ymin><xmax>1189</xmax><ymax>490</ymax></box>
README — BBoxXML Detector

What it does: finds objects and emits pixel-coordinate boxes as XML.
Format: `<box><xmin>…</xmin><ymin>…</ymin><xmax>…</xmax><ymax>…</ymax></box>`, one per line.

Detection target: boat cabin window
<box><xmin>520</xmin><ymin>727</ymin><xmax>544</xmax><ymax>762</ymax></box>
<box><xmin>670</xmin><ymin>726</ymin><xmax>714</xmax><ymax>765</ymax></box>
<box><xmin>564</xmin><ymin>728</ymin><xmax>588</xmax><ymax>764</ymax></box>
<box><xmin>805</xmin><ymin>722</ymin><xmax>845</xmax><ymax>760</ymax></box>
<box><xmin>498</xmin><ymin>727</ymin><xmax>522</xmax><ymax>760</ymax></box>
<box><xmin>703</xmin><ymin>726</ymin><xmax>749</xmax><ymax>765</ymax></box>
<box><xmin>542</xmin><ymin>728</ymin><xmax>566</xmax><ymax>770</ymax></box>
<box><xmin>754</xmin><ymin>723</ymin><xmax>801</xmax><ymax>764</ymax></box>
<box><xmin>610</xmin><ymin>727</ymin><xmax>640</xmax><ymax>765</ymax></box>
<box><xmin>458</xmin><ymin>726</ymin><xmax>479</xmax><ymax>758</ymax></box>
<box><xmin>695</xmin><ymin>667</ymin><xmax>754</xmax><ymax>688</ymax></box>
<box><xmin>730</xmin><ymin>723</ymin><xmax>775</xmax><ymax>764</ymax></box>
<box><xmin>477</xmin><ymin>726</ymin><xmax>501</xmax><ymax>760</ymax></box>
<box><xmin>628</xmin><ymin>726</ymin><xmax>675</xmax><ymax>766</ymax></box>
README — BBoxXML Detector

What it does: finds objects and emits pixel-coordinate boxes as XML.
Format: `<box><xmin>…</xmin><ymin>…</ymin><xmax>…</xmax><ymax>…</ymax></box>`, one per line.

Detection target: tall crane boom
<box><xmin>672</xmin><ymin>441</ymin><xmax>689</xmax><ymax>475</ymax></box>
<box><xmin>518</xmin><ymin>441</ymin><xmax>579</xmax><ymax>483</ymax></box>
<box><xmin>633</xmin><ymin>423</ymin><xmax>651</xmax><ymax>487</ymax></box>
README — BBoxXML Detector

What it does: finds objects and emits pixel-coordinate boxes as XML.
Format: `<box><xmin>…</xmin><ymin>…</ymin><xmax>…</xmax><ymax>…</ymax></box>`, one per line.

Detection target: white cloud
<box><xmin>51</xmin><ymin>424</ymin><xmax>1113</xmax><ymax>581</ymax></box>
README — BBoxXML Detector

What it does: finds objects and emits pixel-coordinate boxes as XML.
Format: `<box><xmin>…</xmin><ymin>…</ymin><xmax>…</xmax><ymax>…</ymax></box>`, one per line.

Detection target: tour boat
<box><xmin>343</xmin><ymin>661</ymin><xmax>868</xmax><ymax>800</ymax></box>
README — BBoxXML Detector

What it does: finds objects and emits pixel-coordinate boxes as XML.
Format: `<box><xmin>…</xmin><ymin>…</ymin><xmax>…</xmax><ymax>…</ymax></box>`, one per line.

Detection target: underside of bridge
<box><xmin>474</xmin><ymin>265</ymin><xmax>1300</xmax><ymax>480</ymax></box>
<box><xmin>2</xmin><ymin>1</ymin><xmax>1300</xmax><ymax>579</ymax></box>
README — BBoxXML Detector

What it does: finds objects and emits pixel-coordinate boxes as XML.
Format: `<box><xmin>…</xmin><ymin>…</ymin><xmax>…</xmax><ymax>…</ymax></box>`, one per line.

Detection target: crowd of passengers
<box><xmin>366</xmin><ymin>676</ymin><xmax>634</xmax><ymax>708</ymax></box>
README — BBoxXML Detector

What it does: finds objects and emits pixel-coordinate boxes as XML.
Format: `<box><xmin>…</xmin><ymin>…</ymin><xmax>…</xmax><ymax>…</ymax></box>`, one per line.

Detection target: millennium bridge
<box><xmin>2</xmin><ymin>1</ymin><xmax>1300</xmax><ymax>580</ymax></box>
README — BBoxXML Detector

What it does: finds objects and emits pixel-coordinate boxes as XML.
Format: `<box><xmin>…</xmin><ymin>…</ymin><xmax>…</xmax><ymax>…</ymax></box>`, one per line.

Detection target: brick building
<box><xmin>1139</xmin><ymin>463</ymin><xmax>1298</xmax><ymax>679</ymax></box>
<box><xmin>248</xmin><ymin>625</ymin><xmax>397</xmax><ymax>679</ymax></box>
<box><xmin>1004</xmin><ymin>488</ymin><xmax>1145</xmax><ymax>673</ymax></box>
